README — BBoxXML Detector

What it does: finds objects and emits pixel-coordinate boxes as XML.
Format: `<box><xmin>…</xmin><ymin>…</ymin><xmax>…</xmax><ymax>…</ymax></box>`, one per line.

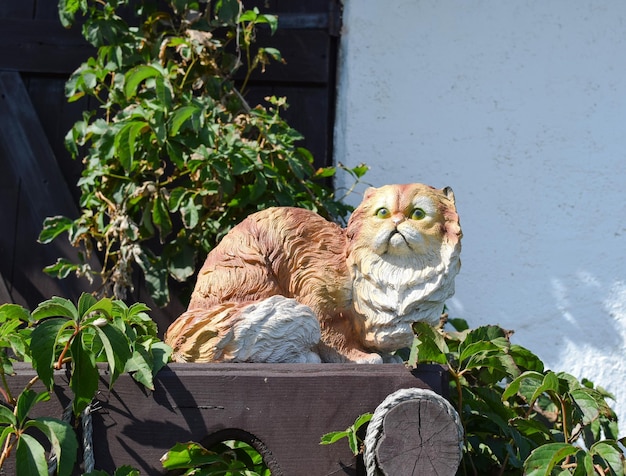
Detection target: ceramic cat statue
<box><xmin>164</xmin><ymin>183</ymin><xmax>462</xmax><ymax>363</ymax></box>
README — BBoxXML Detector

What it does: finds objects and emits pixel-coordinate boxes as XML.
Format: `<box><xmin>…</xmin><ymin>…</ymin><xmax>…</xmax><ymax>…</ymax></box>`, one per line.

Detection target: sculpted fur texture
<box><xmin>164</xmin><ymin>183</ymin><xmax>462</xmax><ymax>363</ymax></box>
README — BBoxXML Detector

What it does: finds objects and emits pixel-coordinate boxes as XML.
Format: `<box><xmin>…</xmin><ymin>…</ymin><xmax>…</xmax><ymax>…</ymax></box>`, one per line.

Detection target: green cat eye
<box><xmin>411</xmin><ymin>208</ymin><xmax>426</xmax><ymax>220</ymax></box>
<box><xmin>376</xmin><ymin>207</ymin><xmax>390</xmax><ymax>218</ymax></box>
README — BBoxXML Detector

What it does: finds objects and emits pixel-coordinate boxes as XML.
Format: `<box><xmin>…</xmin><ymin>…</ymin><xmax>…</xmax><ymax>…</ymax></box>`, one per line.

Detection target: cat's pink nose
<box><xmin>392</xmin><ymin>214</ymin><xmax>405</xmax><ymax>225</ymax></box>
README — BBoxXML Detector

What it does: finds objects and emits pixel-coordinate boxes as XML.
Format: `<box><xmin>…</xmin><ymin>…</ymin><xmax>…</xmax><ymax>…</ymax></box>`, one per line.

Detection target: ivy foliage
<box><xmin>42</xmin><ymin>0</ymin><xmax>366</xmax><ymax>306</ymax></box>
<box><xmin>0</xmin><ymin>296</ymin><xmax>169</xmax><ymax>475</ymax></box>
<box><xmin>161</xmin><ymin>440</ymin><xmax>270</xmax><ymax>475</ymax></box>
<box><xmin>411</xmin><ymin>319</ymin><xmax>626</xmax><ymax>475</ymax></box>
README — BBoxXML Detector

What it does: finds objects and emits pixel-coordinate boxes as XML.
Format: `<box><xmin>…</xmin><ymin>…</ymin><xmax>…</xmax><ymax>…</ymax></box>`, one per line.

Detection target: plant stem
<box><xmin>0</xmin><ymin>433</ymin><xmax>15</xmax><ymax>468</ymax></box>
<box><xmin>559</xmin><ymin>396</ymin><xmax>569</xmax><ymax>443</ymax></box>
<box><xmin>0</xmin><ymin>372</ymin><xmax>14</xmax><ymax>405</ymax></box>
<box><xmin>55</xmin><ymin>328</ymin><xmax>79</xmax><ymax>370</ymax></box>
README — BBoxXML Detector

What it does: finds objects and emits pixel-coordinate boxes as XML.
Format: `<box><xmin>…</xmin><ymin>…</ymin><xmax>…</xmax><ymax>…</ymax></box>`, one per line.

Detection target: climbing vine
<box><xmin>41</xmin><ymin>0</ymin><xmax>367</xmax><ymax>306</ymax></box>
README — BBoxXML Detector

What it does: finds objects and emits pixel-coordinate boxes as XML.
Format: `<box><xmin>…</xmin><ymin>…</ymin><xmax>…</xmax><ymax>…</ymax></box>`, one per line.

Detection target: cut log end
<box><xmin>365</xmin><ymin>388</ymin><xmax>463</xmax><ymax>476</ymax></box>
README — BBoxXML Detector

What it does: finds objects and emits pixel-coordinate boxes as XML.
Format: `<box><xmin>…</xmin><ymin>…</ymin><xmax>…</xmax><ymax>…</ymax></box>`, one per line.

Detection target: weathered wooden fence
<box><xmin>3</xmin><ymin>363</ymin><xmax>462</xmax><ymax>475</ymax></box>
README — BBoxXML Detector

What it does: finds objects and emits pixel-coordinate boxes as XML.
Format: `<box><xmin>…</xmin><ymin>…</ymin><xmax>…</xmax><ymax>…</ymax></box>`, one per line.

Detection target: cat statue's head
<box><xmin>345</xmin><ymin>183</ymin><xmax>462</xmax><ymax>352</ymax></box>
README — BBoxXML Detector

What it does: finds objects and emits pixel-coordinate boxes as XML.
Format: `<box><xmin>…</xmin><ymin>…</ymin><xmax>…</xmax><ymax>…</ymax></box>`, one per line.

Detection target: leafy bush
<box><xmin>0</xmin><ymin>295</ymin><xmax>169</xmax><ymax>475</ymax></box>
<box><xmin>42</xmin><ymin>0</ymin><xmax>366</xmax><ymax>306</ymax></box>
<box><xmin>161</xmin><ymin>440</ymin><xmax>270</xmax><ymax>475</ymax></box>
<box><xmin>411</xmin><ymin>319</ymin><xmax>625</xmax><ymax>475</ymax></box>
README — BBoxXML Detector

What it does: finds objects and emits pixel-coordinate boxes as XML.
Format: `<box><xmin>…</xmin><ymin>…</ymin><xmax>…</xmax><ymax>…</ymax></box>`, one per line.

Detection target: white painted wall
<box><xmin>334</xmin><ymin>0</ymin><xmax>626</xmax><ymax>432</ymax></box>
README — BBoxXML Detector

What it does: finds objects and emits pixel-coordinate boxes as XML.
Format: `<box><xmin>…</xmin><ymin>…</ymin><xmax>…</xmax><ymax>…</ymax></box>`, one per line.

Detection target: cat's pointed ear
<box><xmin>363</xmin><ymin>187</ymin><xmax>378</xmax><ymax>201</ymax></box>
<box><xmin>442</xmin><ymin>186</ymin><xmax>455</xmax><ymax>204</ymax></box>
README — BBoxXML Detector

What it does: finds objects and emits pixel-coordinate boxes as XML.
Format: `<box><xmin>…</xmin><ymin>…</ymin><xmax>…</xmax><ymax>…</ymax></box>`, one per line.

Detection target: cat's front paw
<box><xmin>353</xmin><ymin>353</ymin><xmax>384</xmax><ymax>364</ymax></box>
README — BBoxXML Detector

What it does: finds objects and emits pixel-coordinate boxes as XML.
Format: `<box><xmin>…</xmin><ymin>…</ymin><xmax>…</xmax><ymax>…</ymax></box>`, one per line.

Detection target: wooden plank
<box><xmin>23</xmin><ymin>75</ymin><xmax>87</xmax><ymax>203</ymax></box>
<box><xmin>0</xmin><ymin>19</ymin><xmax>93</xmax><ymax>74</ymax></box>
<box><xmin>0</xmin><ymin>272</ymin><xmax>12</xmax><ymax>304</ymax></box>
<box><xmin>0</xmin><ymin>71</ymin><xmax>94</xmax><ymax>308</ymax></box>
<box><xmin>33</xmin><ymin>0</ymin><xmax>60</xmax><ymax>20</ymax></box>
<box><xmin>242</xmin><ymin>29</ymin><xmax>331</xmax><ymax>84</ymax></box>
<box><xmin>3</xmin><ymin>363</ymin><xmax>449</xmax><ymax>475</ymax></box>
<box><xmin>0</xmin><ymin>0</ymin><xmax>35</xmax><ymax>18</ymax></box>
<box><xmin>0</xmin><ymin>20</ymin><xmax>331</xmax><ymax>81</ymax></box>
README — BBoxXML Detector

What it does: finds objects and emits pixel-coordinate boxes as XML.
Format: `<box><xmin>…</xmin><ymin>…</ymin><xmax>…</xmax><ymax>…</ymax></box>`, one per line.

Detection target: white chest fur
<box><xmin>350</xmin><ymin>250</ymin><xmax>460</xmax><ymax>352</ymax></box>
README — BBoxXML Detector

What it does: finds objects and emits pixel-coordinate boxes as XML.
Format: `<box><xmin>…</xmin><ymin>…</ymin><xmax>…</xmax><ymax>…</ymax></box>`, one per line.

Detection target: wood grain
<box><xmin>3</xmin><ymin>363</ymin><xmax>448</xmax><ymax>475</ymax></box>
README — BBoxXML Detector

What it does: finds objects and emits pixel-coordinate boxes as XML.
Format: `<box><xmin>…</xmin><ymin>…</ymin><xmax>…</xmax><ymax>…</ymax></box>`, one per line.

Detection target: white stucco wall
<box><xmin>334</xmin><ymin>0</ymin><xmax>626</xmax><ymax>431</ymax></box>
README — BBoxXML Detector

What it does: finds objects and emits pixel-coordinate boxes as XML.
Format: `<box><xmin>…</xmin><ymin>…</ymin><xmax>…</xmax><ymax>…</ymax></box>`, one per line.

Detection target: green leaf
<box><xmin>350</xmin><ymin>163</ymin><xmax>369</xmax><ymax>178</ymax></box>
<box><xmin>26</xmin><ymin>417</ymin><xmax>78</xmax><ymax>476</ymax></box>
<box><xmin>572</xmin><ymin>450</ymin><xmax>594</xmax><ymax>476</ymax></box>
<box><xmin>529</xmin><ymin>371</ymin><xmax>560</xmax><ymax>405</ymax></box>
<box><xmin>124</xmin><ymin>65</ymin><xmax>162</xmax><ymax>99</ymax></box>
<box><xmin>113</xmin><ymin>466</ymin><xmax>141</xmax><ymax>476</ymax></box>
<box><xmin>32</xmin><ymin>297</ymin><xmax>78</xmax><ymax>321</ymax></box>
<box><xmin>82</xmin><ymin>297</ymin><xmax>113</xmax><ymax>323</ymax></box>
<box><xmin>458</xmin><ymin>341</ymin><xmax>500</xmax><ymax>365</ymax></box>
<box><xmin>160</xmin><ymin>441</ymin><xmax>222</xmax><ymax>470</ymax></box>
<box><xmin>461</xmin><ymin>325</ymin><xmax>510</xmax><ymax>350</ymax></box>
<box><xmin>30</xmin><ymin>318</ymin><xmax>71</xmax><ymax>389</ymax></box>
<box><xmin>238</xmin><ymin>9</ymin><xmax>258</xmax><ymax>23</ymax></box>
<box><xmin>313</xmin><ymin>167</ymin><xmax>336</xmax><ymax>178</ymax></box>
<box><xmin>167</xmin><ymin>187</ymin><xmax>188</xmax><ymax>212</ymax></box>
<box><xmin>134</xmin><ymin>249</ymin><xmax>170</xmax><ymax>307</ymax></box>
<box><xmin>166</xmin><ymin>243</ymin><xmax>195</xmax><ymax>282</ymax></box>
<box><xmin>502</xmin><ymin>371</ymin><xmax>544</xmax><ymax>401</ymax></box>
<box><xmin>412</xmin><ymin>322</ymin><xmax>448</xmax><ymax>365</ymax></box>
<box><xmin>570</xmin><ymin>388</ymin><xmax>600</xmax><ymax>425</ymax></box>
<box><xmin>0</xmin><ymin>303</ymin><xmax>32</xmax><ymax>324</ymax></box>
<box><xmin>353</xmin><ymin>412</ymin><xmax>373</xmax><ymax>432</ymax></box>
<box><xmin>320</xmin><ymin>430</ymin><xmax>349</xmax><ymax>445</ymax></box>
<box><xmin>0</xmin><ymin>404</ymin><xmax>17</xmax><ymax>426</ymax></box>
<box><xmin>447</xmin><ymin>318</ymin><xmax>469</xmax><ymax>331</ymax></box>
<box><xmin>93</xmin><ymin>323</ymin><xmax>131</xmax><ymax>387</ymax></box>
<box><xmin>509</xmin><ymin>417</ymin><xmax>551</xmax><ymax>440</ymax></box>
<box><xmin>115</xmin><ymin>121</ymin><xmax>147</xmax><ymax>172</ymax></box>
<box><xmin>125</xmin><ymin>346</ymin><xmax>156</xmax><ymax>390</ymax></box>
<box><xmin>16</xmin><ymin>433</ymin><xmax>48</xmax><ymax>476</ymax></box>
<box><xmin>256</xmin><ymin>14</ymin><xmax>278</xmax><ymax>34</ymax></box>
<box><xmin>16</xmin><ymin>390</ymin><xmax>50</xmax><ymax>427</ymax></box>
<box><xmin>347</xmin><ymin>430</ymin><xmax>359</xmax><ymax>456</ymax></box>
<box><xmin>39</xmin><ymin>216</ymin><xmax>73</xmax><ymax>244</ymax></box>
<box><xmin>523</xmin><ymin>442</ymin><xmax>579</xmax><ymax>476</ymax></box>
<box><xmin>70</xmin><ymin>335</ymin><xmax>99</xmax><ymax>415</ymax></box>
<box><xmin>0</xmin><ymin>425</ymin><xmax>14</xmax><ymax>454</ymax></box>
<box><xmin>58</xmin><ymin>0</ymin><xmax>82</xmax><ymax>28</ymax></box>
<box><xmin>261</xmin><ymin>46</ymin><xmax>281</xmax><ymax>60</ymax></box>
<box><xmin>77</xmin><ymin>293</ymin><xmax>98</xmax><ymax>320</ymax></box>
<box><xmin>152</xmin><ymin>194</ymin><xmax>173</xmax><ymax>240</ymax></box>
<box><xmin>169</xmin><ymin>105</ymin><xmax>200</xmax><ymax>136</ymax></box>
<box><xmin>180</xmin><ymin>196</ymin><xmax>200</xmax><ymax>229</ymax></box>
<box><xmin>43</xmin><ymin>258</ymin><xmax>81</xmax><ymax>280</ymax></box>
<box><xmin>510</xmin><ymin>344</ymin><xmax>545</xmax><ymax>373</ymax></box>
<box><xmin>216</xmin><ymin>0</ymin><xmax>241</xmax><ymax>24</ymax></box>
<box><xmin>590</xmin><ymin>441</ymin><xmax>624</xmax><ymax>476</ymax></box>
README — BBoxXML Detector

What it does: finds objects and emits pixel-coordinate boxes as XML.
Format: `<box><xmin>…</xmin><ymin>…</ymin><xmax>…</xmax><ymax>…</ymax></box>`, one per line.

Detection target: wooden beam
<box><xmin>0</xmin><ymin>19</ymin><xmax>93</xmax><ymax>74</ymax></box>
<box><xmin>0</xmin><ymin>18</ymin><xmax>333</xmax><ymax>82</ymax></box>
<box><xmin>0</xmin><ymin>71</ymin><xmax>94</xmax><ymax>307</ymax></box>
<box><xmin>3</xmin><ymin>363</ymin><xmax>452</xmax><ymax>475</ymax></box>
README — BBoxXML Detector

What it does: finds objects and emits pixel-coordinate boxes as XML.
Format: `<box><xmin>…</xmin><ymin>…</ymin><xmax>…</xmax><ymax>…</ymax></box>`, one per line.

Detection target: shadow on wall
<box><xmin>549</xmin><ymin>272</ymin><xmax>626</xmax><ymax>434</ymax></box>
<box><xmin>550</xmin><ymin>272</ymin><xmax>626</xmax><ymax>353</ymax></box>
